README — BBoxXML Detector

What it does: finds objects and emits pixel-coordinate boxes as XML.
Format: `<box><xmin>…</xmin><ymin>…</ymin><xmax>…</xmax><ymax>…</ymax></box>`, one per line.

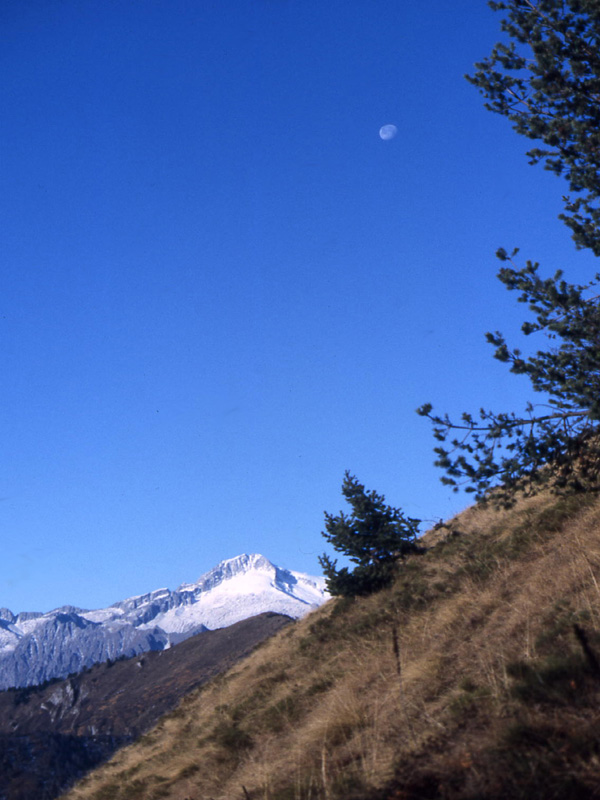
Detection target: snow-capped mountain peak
<box><xmin>0</xmin><ymin>554</ymin><xmax>329</xmax><ymax>689</ymax></box>
<box><xmin>180</xmin><ymin>553</ymin><xmax>324</xmax><ymax>599</ymax></box>
<box><xmin>142</xmin><ymin>553</ymin><xmax>327</xmax><ymax>636</ymax></box>
<box><xmin>179</xmin><ymin>553</ymin><xmax>274</xmax><ymax>592</ymax></box>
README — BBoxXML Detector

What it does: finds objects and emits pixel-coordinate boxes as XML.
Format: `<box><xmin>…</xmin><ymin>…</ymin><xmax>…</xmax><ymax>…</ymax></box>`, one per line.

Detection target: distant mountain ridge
<box><xmin>0</xmin><ymin>554</ymin><xmax>328</xmax><ymax>689</ymax></box>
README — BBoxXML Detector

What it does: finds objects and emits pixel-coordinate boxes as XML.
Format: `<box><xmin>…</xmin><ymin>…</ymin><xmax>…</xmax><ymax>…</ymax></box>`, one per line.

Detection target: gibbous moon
<box><xmin>379</xmin><ymin>124</ymin><xmax>398</xmax><ymax>141</ymax></box>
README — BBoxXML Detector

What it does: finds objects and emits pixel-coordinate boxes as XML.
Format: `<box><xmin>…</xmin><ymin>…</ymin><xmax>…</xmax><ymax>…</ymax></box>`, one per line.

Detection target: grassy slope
<box><xmin>60</xmin><ymin>491</ymin><xmax>600</xmax><ymax>800</ymax></box>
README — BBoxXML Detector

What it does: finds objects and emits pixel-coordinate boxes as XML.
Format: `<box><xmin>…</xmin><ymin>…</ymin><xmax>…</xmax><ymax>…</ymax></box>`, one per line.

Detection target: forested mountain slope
<box><xmin>61</xmin><ymin>489</ymin><xmax>600</xmax><ymax>800</ymax></box>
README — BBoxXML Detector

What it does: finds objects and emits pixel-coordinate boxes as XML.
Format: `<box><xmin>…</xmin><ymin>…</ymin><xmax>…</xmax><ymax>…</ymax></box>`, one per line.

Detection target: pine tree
<box><xmin>467</xmin><ymin>0</ymin><xmax>600</xmax><ymax>254</ymax></box>
<box><xmin>418</xmin><ymin>253</ymin><xmax>600</xmax><ymax>503</ymax></box>
<box><xmin>418</xmin><ymin>0</ymin><xmax>600</xmax><ymax>504</ymax></box>
<box><xmin>319</xmin><ymin>472</ymin><xmax>420</xmax><ymax>597</ymax></box>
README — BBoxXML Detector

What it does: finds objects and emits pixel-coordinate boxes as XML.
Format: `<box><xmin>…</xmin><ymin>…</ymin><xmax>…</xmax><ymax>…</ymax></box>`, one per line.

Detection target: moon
<box><xmin>379</xmin><ymin>124</ymin><xmax>398</xmax><ymax>141</ymax></box>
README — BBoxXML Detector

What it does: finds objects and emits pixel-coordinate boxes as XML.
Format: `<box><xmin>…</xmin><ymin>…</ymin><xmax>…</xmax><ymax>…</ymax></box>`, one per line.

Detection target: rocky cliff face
<box><xmin>0</xmin><ymin>613</ymin><xmax>170</xmax><ymax>690</ymax></box>
<box><xmin>0</xmin><ymin>554</ymin><xmax>327</xmax><ymax>689</ymax></box>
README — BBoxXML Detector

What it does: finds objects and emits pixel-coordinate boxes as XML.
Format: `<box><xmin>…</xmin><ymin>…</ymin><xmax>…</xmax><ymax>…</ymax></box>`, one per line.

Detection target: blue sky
<box><xmin>2</xmin><ymin>0</ymin><xmax>597</xmax><ymax>614</ymax></box>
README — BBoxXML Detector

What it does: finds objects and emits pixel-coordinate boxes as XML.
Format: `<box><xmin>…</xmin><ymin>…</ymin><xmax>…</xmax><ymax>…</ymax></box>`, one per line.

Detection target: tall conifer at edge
<box><xmin>418</xmin><ymin>0</ymin><xmax>600</xmax><ymax>505</ymax></box>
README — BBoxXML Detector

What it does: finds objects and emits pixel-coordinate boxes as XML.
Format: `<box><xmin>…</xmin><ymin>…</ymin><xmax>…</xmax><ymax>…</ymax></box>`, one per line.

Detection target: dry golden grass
<box><xmin>61</xmin><ymin>490</ymin><xmax>600</xmax><ymax>800</ymax></box>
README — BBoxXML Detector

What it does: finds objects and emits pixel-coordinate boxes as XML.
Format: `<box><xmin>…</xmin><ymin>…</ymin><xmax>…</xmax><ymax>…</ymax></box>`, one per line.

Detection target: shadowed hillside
<box><xmin>0</xmin><ymin>613</ymin><xmax>292</xmax><ymax>800</ymax></box>
<box><xmin>60</xmin><ymin>490</ymin><xmax>600</xmax><ymax>799</ymax></box>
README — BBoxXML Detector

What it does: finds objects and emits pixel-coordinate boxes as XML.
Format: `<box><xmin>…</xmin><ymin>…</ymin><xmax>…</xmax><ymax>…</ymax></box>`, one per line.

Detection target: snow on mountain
<box><xmin>0</xmin><ymin>554</ymin><xmax>329</xmax><ymax>689</ymax></box>
<box><xmin>143</xmin><ymin>553</ymin><xmax>327</xmax><ymax>634</ymax></box>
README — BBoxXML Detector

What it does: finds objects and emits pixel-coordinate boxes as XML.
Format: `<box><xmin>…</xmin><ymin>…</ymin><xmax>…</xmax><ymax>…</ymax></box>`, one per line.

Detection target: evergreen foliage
<box><xmin>467</xmin><ymin>0</ymin><xmax>600</xmax><ymax>254</ymax></box>
<box><xmin>418</xmin><ymin>254</ymin><xmax>600</xmax><ymax>503</ymax></box>
<box><xmin>418</xmin><ymin>0</ymin><xmax>600</xmax><ymax>504</ymax></box>
<box><xmin>319</xmin><ymin>472</ymin><xmax>420</xmax><ymax>597</ymax></box>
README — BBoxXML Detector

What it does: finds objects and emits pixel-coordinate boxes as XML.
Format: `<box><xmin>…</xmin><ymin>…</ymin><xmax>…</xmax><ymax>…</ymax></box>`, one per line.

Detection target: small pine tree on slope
<box><xmin>319</xmin><ymin>472</ymin><xmax>420</xmax><ymax>597</ymax></box>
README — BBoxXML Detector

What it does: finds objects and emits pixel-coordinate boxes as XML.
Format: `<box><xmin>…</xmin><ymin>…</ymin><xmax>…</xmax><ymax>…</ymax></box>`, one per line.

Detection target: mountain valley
<box><xmin>0</xmin><ymin>613</ymin><xmax>292</xmax><ymax>800</ymax></box>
